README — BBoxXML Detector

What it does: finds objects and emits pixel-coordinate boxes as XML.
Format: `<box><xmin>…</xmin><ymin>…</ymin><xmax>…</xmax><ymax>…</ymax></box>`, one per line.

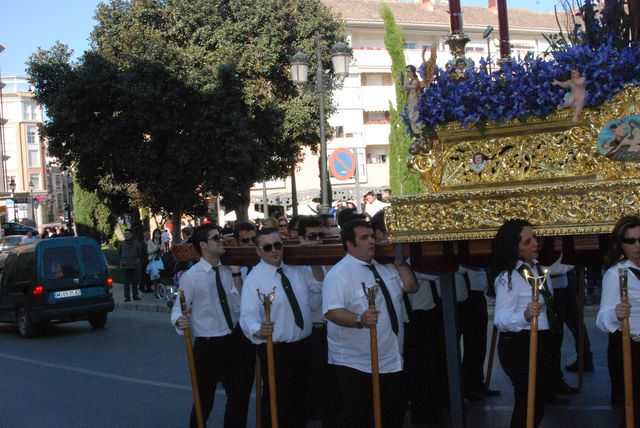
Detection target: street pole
<box><xmin>262</xmin><ymin>181</ymin><xmax>269</xmax><ymax>218</ymax></box>
<box><xmin>316</xmin><ymin>32</ymin><xmax>329</xmax><ymax>215</ymax></box>
<box><xmin>290</xmin><ymin>163</ymin><xmax>298</xmax><ymax>217</ymax></box>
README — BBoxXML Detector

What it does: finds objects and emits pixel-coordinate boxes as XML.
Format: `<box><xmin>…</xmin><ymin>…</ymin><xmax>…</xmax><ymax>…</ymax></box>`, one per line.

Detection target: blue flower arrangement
<box><xmin>412</xmin><ymin>36</ymin><xmax>640</xmax><ymax>133</ymax></box>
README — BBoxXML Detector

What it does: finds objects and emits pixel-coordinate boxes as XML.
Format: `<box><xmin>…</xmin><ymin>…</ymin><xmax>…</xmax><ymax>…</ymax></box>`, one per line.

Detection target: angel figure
<box><xmin>552</xmin><ymin>68</ymin><xmax>586</xmax><ymax>123</ymax></box>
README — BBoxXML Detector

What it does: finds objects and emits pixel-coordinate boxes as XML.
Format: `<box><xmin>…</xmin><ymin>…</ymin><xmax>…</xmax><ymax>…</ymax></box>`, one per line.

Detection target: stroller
<box><xmin>160</xmin><ymin>243</ymin><xmax>198</xmax><ymax>308</ymax></box>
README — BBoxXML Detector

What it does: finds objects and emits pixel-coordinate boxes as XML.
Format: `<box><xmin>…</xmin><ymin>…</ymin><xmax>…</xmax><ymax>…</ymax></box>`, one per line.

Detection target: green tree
<box><xmin>73</xmin><ymin>178</ymin><xmax>115</xmax><ymax>242</ymax></box>
<box><xmin>28</xmin><ymin>0</ymin><xmax>346</xmax><ymax>237</ymax></box>
<box><xmin>381</xmin><ymin>5</ymin><xmax>421</xmax><ymax>195</ymax></box>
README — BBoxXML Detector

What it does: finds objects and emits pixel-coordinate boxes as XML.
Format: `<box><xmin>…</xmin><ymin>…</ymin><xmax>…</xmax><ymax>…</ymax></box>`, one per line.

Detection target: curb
<box><xmin>112</xmin><ymin>282</ymin><xmax>173</xmax><ymax>314</ymax></box>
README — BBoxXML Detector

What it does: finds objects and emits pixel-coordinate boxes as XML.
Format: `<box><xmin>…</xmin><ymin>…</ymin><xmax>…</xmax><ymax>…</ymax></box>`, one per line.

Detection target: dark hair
<box><xmin>191</xmin><ymin>224</ymin><xmax>219</xmax><ymax>256</ymax></box>
<box><xmin>370</xmin><ymin>210</ymin><xmax>386</xmax><ymax>234</ymax></box>
<box><xmin>406</xmin><ymin>64</ymin><xmax>417</xmax><ymax>74</ymax></box>
<box><xmin>287</xmin><ymin>216</ymin><xmax>300</xmax><ymax>231</ymax></box>
<box><xmin>491</xmin><ymin>219</ymin><xmax>532</xmax><ymax>281</ymax></box>
<box><xmin>233</xmin><ymin>222</ymin><xmax>256</xmax><ymax>239</ymax></box>
<box><xmin>297</xmin><ymin>216</ymin><xmax>322</xmax><ymax>236</ymax></box>
<box><xmin>337</xmin><ymin>208</ymin><xmax>366</xmax><ymax>227</ymax></box>
<box><xmin>340</xmin><ymin>219</ymin><xmax>372</xmax><ymax>251</ymax></box>
<box><xmin>255</xmin><ymin>227</ymin><xmax>280</xmax><ymax>246</ymax></box>
<box><xmin>604</xmin><ymin>216</ymin><xmax>640</xmax><ymax>268</ymax></box>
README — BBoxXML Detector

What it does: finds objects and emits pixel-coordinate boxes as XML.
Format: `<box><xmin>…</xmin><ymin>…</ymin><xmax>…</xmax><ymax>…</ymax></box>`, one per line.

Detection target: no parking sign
<box><xmin>328</xmin><ymin>148</ymin><xmax>356</xmax><ymax>181</ymax></box>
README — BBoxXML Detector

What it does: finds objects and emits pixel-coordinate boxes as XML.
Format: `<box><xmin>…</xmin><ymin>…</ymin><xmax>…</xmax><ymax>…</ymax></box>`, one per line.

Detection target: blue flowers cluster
<box><xmin>415</xmin><ymin>37</ymin><xmax>640</xmax><ymax>132</ymax></box>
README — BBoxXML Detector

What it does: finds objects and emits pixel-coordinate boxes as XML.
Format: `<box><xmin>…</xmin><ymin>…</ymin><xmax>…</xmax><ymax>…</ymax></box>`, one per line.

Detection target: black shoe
<box><xmin>565</xmin><ymin>359</ymin><xmax>594</xmax><ymax>372</ymax></box>
<box><xmin>472</xmin><ymin>385</ymin><xmax>502</xmax><ymax>397</ymax></box>
<box><xmin>124</xmin><ymin>298</ymin><xmax>131</xmax><ymax>302</ymax></box>
<box><xmin>546</xmin><ymin>394</ymin><xmax>569</xmax><ymax>406</ymax></box>
<box><xmin>133</xmin><ymin>297</ymin><xmax>142</xmax><ymax>301</ymax></box>
<box><xmin>556</xmin><ymin>380</ymin><xmax>581</xmax><ymax>394</ymax></box>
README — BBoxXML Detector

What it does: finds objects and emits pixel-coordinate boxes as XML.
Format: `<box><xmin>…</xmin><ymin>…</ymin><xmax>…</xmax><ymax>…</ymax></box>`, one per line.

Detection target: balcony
<box><xmin>361</xmin><ymin>86</ymin><xmax>396</xmax><ymax>112</ymax></box>
<box><xmin>363</xmin><ymin>123</ymin><xmax>391</xmax><ymax>147</ymax></box>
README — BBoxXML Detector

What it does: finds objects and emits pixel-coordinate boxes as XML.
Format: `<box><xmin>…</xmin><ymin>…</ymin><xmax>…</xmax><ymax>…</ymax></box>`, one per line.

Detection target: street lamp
<box><xmin>483</xmin><ymin>25</ymin><xmax>494</xmax><ymax>73</ymax></box>
<box><xmin>290</xmin><ymin>34</ymin><xmax>351</xmax><ymax>214</ymax></box>
<box><xmin>8</xmin><ymin>177</ymin><xmax>17</xmax><ymax>221</ymax></box>
<box><xmin>28</xmin><ymin>180</ymin><xmax>36</xmax><ymax>226</ymax></box>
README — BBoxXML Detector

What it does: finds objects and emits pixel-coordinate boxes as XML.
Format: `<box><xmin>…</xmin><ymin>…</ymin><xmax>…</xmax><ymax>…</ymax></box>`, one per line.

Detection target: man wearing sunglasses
<box><xmin>240</xmin><ymin>227</ymin><xmax>322</xmax><ymax>428</ymax></box>
<box><xmin>323</xmin><ymin>219</ymin><xmax>417</xmax><ymax>428</ymax></box>
<box><xmin>171</xmin><ymin>224</ymin><xmax>255</xmax><ymax>428</ymax></box>
<box><xmin>233</xmin><ymin>222</ymin><xmax>257</xmax><ymax>280</ymax></box>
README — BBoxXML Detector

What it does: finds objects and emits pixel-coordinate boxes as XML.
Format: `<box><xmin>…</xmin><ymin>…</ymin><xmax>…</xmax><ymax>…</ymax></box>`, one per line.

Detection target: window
<box><xmin>44</xmin><ymin>247</ymin><xmax>80</xmax><ymax>279</ymax></box>
<box><xmin>4</xmin><ymin>128</ymin><xmax>17</xmax><ymax>168</ymax></box>
<box><xmin>332</xmin><ymin>126</ymin><xmax>353</xmax><ymax>139</ymax></box>
<box><xmin>361</xmin><ymin>73</ymin><xmax>393</xmax><ymax>86</ymax></box>
<box><xmin>404</xmin><ymin>42</ymin><xmax>417</xmax><ymax>49</ymax></box>
<box><xmin>363</xmin><ymin>111</ymin><xmax>390</xmax><ymax>124</ymax></box>
<box><xmin>82</xmin><ymin>244</ymin><xmax>107</xmax><ymax>276</ymax></box>
<box><xmin>29</xmin><ymin>174</ymin><xmax>41</xmax><ymax>191</ymax></box>
<box><xmin>28</xmin><ymin>149</ymin><xmax>40</xmax><ymax>167</ymax></box>
<box><xmin>27</xmin><ymin>126</ymin><xmax>38</xmax><ymax>146</ymax></box>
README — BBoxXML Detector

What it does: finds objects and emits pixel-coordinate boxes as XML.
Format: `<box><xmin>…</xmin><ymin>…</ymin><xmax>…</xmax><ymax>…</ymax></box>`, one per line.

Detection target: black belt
<box><xmin>313</xmin><ymin>322</ymin><xmax>327</xmax><ymax>329</ymax></box>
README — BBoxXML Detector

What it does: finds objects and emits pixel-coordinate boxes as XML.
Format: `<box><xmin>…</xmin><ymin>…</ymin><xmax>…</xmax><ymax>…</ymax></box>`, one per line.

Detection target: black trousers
<box><xmin>564</xmin><ymin>272</ymin><xmax>593</xmax><ymax>361</ymax></box>
<box><xmin>189</xmin><ymin>326</ymin><xmax>255</xmax><ymax>428</ymax></box>
<box><xmin>405</xmin><ymin>308</ymin><xmax>447</xmax><ymax>424</ymax></box>
<box><xmin>607</xmin><ymin>331</ymin><xmax>640</xmax><ymax>427</ymax></box>
<box><xmin>307</xmin><ymin>324</ymin><xmax>340</xmax><ymax>427</ymax></box>
<box><xmin>549</xmin><ymin>287</ymin><xmax>567</xmax><ymax>389</ymax></box>
<box><xmin>333</xmin><ymin>364</ymin><xmax>406</xmax><ymax>428</ymax></box>
<box><xmin>498</xmin><ymin>330</ymin><xmax>552</xmax><ymax>428</ymax></box>
<box><xmin>461</xmin><ymin>290</ymin><xmax>489</xmax><ymax>391</ymax></box>
<box><xmin>257</xmin><ymin>338</ymin><xmax>311</xmax><ymax>428</ymax></box>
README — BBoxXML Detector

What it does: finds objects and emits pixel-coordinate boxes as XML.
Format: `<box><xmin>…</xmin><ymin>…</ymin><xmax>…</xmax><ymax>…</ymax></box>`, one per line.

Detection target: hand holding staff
<box><xmin>257</xmin><ymin>288</ymin><xmax>279</xmax><ymax>428</ymax></box>
<box><xmin>523</xmin><ymin>269</ymin><xmax>545</xmax><ymax>428</ymax></box>
<box><xmin>178</xmin><ymin>289</ymin><xmax>204</xmax><ymax>428</ymax></box>
<box><xmin>363</xmin><ymin>282</ymin><xmax>382</xmax><ymax>428</ymax></box>
<box><xmin>618</xmin><ymin>268</ymin><xmax>635</xmax><ymax>428</ymax></box>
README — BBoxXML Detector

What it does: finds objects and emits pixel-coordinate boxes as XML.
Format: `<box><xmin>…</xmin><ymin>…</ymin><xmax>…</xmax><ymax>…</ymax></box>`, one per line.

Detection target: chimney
<box><xmin>488</xmin><ymin>0</ymin><xmax>498</xmax><ymax>13</ymax></box>
<box><xmin>421</xmin><ymin>0</ymin><xmax>434</xmax><ymax>12</ymax></box>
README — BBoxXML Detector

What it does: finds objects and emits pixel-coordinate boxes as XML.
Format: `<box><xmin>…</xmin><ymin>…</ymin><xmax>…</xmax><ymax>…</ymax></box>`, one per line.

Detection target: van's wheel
<box><xmin>17</xmin><ymin>307</ymin><xmax>37</xmax><ymax>338</ymax></box>
<box><xmin>88</xmin><ymin>313</ymin><xmax>108</xmax><ymax>329</ymax></box>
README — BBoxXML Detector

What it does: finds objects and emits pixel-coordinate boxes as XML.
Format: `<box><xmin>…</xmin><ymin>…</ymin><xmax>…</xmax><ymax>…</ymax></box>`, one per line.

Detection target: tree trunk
<box><xmin>172</xmin><ymin>204</ymin><xmax>183</xmax><ymax>244</ymax></box>
<box><xmin>233</xmin><ymin>187</ymin><xmax>251</xmax><ymax>223</ymax></box>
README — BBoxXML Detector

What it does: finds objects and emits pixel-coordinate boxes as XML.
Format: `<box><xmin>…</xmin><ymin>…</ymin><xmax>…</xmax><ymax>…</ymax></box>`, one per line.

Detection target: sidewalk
<box><xmin>112</xmin><ymin>282</ymin><xmax>173</xmax><ymax>314</ymax></box>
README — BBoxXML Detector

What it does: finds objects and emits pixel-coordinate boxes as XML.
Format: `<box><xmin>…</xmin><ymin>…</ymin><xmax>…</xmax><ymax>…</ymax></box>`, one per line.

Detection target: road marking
<box><xmin>0</xmin><ymin>351</ymin><xmax>256</xmax><ymax>397</ymax></box>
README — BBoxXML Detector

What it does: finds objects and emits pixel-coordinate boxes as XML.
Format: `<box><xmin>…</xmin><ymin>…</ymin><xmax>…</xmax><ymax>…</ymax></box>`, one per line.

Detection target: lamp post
<box><xmin>290</xmin><ymin>33</ymin><xmax>351</xmax><ymax>214</ymax></box>
<box><xmin>8</xmin><ymin>177</ymin><xmax>17</xmax><ymax>221</ymax></box>
<box><xmin>28</xmin><ymin>180</ymin><xmax>35</xmax><ymax>226</ymax></box>
<box><xmin>483</xmin><ymin>25</ymin><xmax>494</xmax><ymax>73</ymax></box>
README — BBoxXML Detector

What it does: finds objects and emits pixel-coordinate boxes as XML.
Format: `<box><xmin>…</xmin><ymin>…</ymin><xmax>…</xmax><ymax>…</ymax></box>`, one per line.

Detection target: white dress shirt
<box><xmin>494</xmin><ymin>260</ymin><xmax>551</xmax><ymax>332</ymax></box>
<box><xmin>597</xmin><ymin>260</ymin><xmax>640</xmax><ymax>335</ymax></box>
<box><xmin>364</xmin><ymin>199</ymin><xmax>390</xmax><ymax>217</ymax></box>
<box><xmin>323</xmin><ymin>253</ymin><xmax>404</xmax><ymax>374</ymax></box>
<box><xmin>411</xmin><ymin>272</ymin><xmax>438</xmax><ymax>311</ymax></box>
<box><xmin>240</xmin><ymin>260</ymin><xmax>318</xmax><ymax>345</ymax></box>
<box><xmin>455</xmin><ymin>265</ymin><xmax>488</xmax><ymax>293</ymax></box>
<box><xmin>170</xmin><ymin>258</ymin><xmax>240</xmax><ymax>337</ymax></box>
<box><xmin>546</xmin><ymin>255</ymin><xmax>575</xmax><ymax>289</ymax></box>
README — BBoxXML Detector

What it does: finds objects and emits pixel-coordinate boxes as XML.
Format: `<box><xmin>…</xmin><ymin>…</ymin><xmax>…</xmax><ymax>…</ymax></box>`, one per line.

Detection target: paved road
<box><xmin>0</xmin><ymin>289</ymin><xmax>627</xmax><ymax>427</ymax></box>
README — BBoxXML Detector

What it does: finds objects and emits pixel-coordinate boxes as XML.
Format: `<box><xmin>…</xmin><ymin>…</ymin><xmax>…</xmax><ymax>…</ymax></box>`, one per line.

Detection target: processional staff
<box><xmin>178</xmin><ymin>289</ymin><xmax>204</xmax><ymax>428</ymax></box>
<box><xmin>618</xmin><ymin>268</ymin><xmax>635</xmax><ymax>428</ymax></box>
<box><xmin>363</xmin><ymin>281</ymin><xmax>382</xmax><ymax>428</ymax></box>
<box><xmin>257</xmin><ymin>288</ymin><xmax>279</xmax><ymax>428</ymax></box>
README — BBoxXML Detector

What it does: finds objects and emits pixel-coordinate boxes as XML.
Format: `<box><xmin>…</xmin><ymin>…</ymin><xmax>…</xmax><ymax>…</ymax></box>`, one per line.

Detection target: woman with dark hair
<box><xmin>596</xmin><ymin>215</ymin><xmax>640</xmax><ymax>426</ymax></box>
<box><xmin>492</xmin><ymin>219</ymin><xmax>553</xmax><ymax>427</ymax></box>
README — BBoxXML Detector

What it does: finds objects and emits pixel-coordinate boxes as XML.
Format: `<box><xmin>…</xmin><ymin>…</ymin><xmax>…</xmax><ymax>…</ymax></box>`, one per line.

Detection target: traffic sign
<box><xmin>328</xmin><ymin>148</ymin><xmax>356</xmax><ymax>181</ymax></box>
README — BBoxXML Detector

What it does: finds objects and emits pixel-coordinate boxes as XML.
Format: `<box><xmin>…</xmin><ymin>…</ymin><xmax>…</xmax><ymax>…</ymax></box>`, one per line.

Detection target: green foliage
<box><xmin>27</xmin><ymin>0</ymin><xmax>346</xmax><ymax>224</ymax></box>
<box><xmin>73</xmin><ymin>178</ymin><xmax>115</xmax><ymax>242</ymax></box>
<box><xmin>380</xmin><ymin>5</ymin><xmax>421</xmax><ymax>195</ymax></box>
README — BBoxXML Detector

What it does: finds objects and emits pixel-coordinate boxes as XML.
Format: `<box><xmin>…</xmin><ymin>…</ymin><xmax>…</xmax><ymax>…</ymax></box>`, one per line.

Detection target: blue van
<box><xmin>0</xmin><ymin>237</ymin><xmax>115</xmax><ymax>338</ymax></box>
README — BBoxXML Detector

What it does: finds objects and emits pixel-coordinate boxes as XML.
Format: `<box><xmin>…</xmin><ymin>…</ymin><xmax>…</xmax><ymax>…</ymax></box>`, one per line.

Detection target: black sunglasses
<box><xmin>260</xmin><ymin>242</ymin><xmax>284</xmax><ymax>252</ymax></box>
<box><xmin>239</xmin><ymin>237</ymin><xmax>256</xmax><ymax>244</ymax></box>
<box><xmin>278</xmin><ymin>223</ymin><xmax>288</xmax><ymax>228</ymax></box>
<box><xmin>305</xmin><ymin>232</ymin><xmax>326</xmax><ymax>241</ymax></box>
<box><xmin>622</xmin><ymin>237</ymin><xmax>640</xmax><ymax>245</ymax></box>
<box><xmin>207</xmin><ymin>235</ymin><xmax>221</xmax><ymax>242</ymax></box>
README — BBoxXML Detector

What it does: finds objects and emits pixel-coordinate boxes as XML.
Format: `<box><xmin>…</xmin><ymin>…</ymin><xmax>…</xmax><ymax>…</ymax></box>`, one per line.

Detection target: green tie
<box><xmin>277</xmin><ymin>267</ymin><xmax>304</xmax><ymax>330</ymax></box>
<box><xmin>366</xmin><ymin>264</ymin><xmax>399</xmax><ymax>335</ymax></box>
<box><xmin>213</xmin><ymin>266</ymin><xmax>234</xmax><ymax>330</ymax></box>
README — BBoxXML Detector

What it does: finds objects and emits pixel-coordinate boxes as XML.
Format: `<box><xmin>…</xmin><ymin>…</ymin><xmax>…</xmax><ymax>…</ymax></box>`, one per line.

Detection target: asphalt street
<box><xmin>0</xmin><ymin>287</ymin><xmax>628</xmax><ymax>427</ymax></box>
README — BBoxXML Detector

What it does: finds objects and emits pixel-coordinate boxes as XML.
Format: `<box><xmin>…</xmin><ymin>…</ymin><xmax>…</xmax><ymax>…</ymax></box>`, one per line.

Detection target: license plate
<box><xmin>54</xmin><ymin>289</ymin><xmax>81</xmax><ymax>298</ymax></box>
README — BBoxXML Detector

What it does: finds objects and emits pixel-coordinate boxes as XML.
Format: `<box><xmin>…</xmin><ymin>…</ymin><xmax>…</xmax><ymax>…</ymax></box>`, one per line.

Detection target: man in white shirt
<box><xmin>323</xmin><ymin>219</ymin><xmax>413</xmax><ymax>428</ymax></box>
<box><xmin>363</xmin><ymin>191</ymin><xmax>389</xmax><ymax>218</ymax></box>
<box><xmin>240</xmin><ymin>227</ymin><xmax>320</xmax><ymax>428</ymax></box>
<box><xmin>172</xmin><ymin>224</ymin><xmax>255</xmax><ymax>428</ymax></box>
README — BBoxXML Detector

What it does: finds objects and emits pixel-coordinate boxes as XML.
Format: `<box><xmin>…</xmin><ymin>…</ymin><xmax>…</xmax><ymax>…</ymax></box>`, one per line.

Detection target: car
<box><xmin>1</xmin><ymin>222</ymin><xmax>38</xmax><ymax>236</ymax></box>
<box><xmin>0</xmin><ymin>235</ymin><xmax>24</xmax><ymax>269</ymax></box>
<box><xmin>0</xmin><ymin>236</ymin><xmax>115</xmax><ymax>338</ymax></box>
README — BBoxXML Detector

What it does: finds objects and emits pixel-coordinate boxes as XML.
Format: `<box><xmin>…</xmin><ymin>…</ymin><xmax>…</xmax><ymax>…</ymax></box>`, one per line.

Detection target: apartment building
<box><xmin>249</xmin><ymin>0</ymin><xmax>562</xmax><ymax>212</ymax></box>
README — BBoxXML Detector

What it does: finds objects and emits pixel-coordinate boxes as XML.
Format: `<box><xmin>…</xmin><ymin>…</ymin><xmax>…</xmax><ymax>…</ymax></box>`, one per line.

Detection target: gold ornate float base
<box><xmin>389</xmin><ymin>85</ymin><xmax>640</xmax><ymax>243</ymax></box>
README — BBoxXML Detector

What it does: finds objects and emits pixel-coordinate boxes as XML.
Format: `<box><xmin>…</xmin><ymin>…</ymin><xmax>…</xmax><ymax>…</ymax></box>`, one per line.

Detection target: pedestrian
<box><xmin>277</xmin><ymin>217</ymin><xmax>289</xmax><ymax>238</ymax></box>
<box><xmin>172</xmin><ymin>224</ymin><xmax>255</xmax><ymax>428</ymax></box>
<box><xmin>240</xmin><ymin>227</ymin><xmax>319</xmax><ymax>428</ymax></box>
<box><xmin>117</xmin><ymin>230</ymin><xmax>142</xmax><ymax>302</ymax></box>
<box><xmin>21</xmin><ymin>231</ymin><xmax>38</xmax><ymax>244</ymax></box>
<box><xmin>492</xmin><ymin>219</ymin><xmax>554</xmax><ymax>427</ymax></box>
<box><xmin>323</xmin><ymin>219</ymin><xmax>411</xmax><ymax>428</ymax></box>
<box><xmin>147</xmin><ymin>229</ymin><xmax>164</xmax><ymax>296</ymax></box>
<box><xmin>161</xmin><ymin>228</ymin><xmax>171</xmax><ymax>252</ymax></box>
<box><xmin>140</xmin><ymin>231</ymin><xmax>152</xmax><ymax>293</ymax></box>
<box><xmin>596</xmin><ymin>215</ymin><xmax>640</xmax><ymax>425</ymax></box>
<box><xmin>362</xmin><ymin>191</ymin><xmax>389</xmax><ymax>218</ymax></box>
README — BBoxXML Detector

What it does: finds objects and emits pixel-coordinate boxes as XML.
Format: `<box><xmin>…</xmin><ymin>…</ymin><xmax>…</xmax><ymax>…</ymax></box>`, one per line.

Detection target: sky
<box><xmin>0</xmin><ymin>0</ymin><xmax>561</xmax><ymax>77</ymax></box>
